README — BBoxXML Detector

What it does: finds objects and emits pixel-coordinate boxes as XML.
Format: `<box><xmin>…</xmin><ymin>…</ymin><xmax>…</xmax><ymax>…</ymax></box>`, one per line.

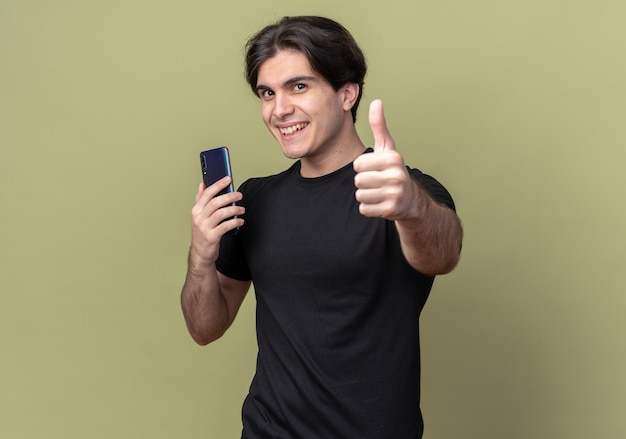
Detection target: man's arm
<box><xmin>393</xmin><ymin>180</ymin><xmax>462</xmax><ymax>275</ymax></box>
<box><xmin>354</xmin><ymin>100</ymin><xmax>463</xmax><ymax>275</ymax></box>
<box><xmin>180</xmin><ymin>179</ymin><xmax>249</xmax><ymax>345</ymax></box>
<box><xmin>181</xmin><ymin>254</ymin><xmax>250</xmax><ymax>345</ymax></box>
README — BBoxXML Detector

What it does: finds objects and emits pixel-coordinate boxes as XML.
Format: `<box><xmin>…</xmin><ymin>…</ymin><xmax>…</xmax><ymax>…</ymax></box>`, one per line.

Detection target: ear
<box><xmin>341</xmin><ymin>83</ymin><xmax>360</xmax><ymax>112</ymax></box>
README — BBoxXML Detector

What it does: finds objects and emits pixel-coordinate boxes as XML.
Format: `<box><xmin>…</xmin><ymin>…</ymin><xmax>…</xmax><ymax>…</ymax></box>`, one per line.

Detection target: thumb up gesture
<box><xmin>353</xmin><ymin>100</ymin><xmax>419</xmax><ymax>220</ymax></box>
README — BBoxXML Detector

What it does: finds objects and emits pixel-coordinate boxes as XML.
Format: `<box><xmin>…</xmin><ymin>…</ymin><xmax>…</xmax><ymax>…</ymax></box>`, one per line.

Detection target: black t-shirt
<box><xmin>217</xmin><ymin>153</ymin><xmax>455</xmax><ymax>439</ymax></box>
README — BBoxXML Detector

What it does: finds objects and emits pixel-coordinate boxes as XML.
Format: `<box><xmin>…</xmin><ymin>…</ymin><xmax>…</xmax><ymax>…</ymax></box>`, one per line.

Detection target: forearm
<box><xmin>180</xmin><ymin>250</ymin><xmax>229</xmax><ymax>345</ymax></box>
<box><xmin>395</xmin><ymin>182</ymin><xmax>463</xmax><ymax>275</ymax></box>
<box><xmin>181</xmin><ymin>180</ymin><xmax>249</xmax><ymax>345</ymax></box>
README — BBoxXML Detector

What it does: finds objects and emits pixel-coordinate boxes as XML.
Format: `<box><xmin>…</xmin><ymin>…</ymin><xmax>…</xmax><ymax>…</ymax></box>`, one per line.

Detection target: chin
<box><xmin>279</xmin><ymin>143</ymin><xmax>309</xmax><ymax>160</ymax></box>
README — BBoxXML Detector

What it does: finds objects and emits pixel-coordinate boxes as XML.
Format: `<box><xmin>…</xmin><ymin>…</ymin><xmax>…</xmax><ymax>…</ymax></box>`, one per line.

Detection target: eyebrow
<box><xmin>256</xmin><ymin>75</ymin><xmax>318</xmax><ymax>93</ymax></box>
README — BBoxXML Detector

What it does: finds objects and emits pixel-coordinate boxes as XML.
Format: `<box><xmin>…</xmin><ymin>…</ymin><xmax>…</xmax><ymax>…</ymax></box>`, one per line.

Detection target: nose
<box><xmin>273</xmin><ymin>93</ymin><xmax>294</xmax><ymax>119</ymax></box>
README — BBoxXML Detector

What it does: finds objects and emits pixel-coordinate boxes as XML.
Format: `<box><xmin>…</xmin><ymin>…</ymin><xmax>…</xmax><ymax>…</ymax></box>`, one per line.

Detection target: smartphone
<box><xmin>199</xmin><ymin>146</ymin><xmax>238</xmax><ymax>233</ymax></box>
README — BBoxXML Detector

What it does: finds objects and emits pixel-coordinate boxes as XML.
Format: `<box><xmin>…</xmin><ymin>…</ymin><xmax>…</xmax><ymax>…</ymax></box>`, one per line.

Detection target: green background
<box><xmin>2</xmin><ymin>1</ymin><xmax>625</xmax><ymax>437</ymax></box>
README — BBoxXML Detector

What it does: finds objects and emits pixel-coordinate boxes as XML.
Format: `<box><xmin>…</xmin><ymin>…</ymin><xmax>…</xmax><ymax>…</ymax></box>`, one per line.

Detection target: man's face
<box><xmin>255</xmin><ymin>49</ymin><xmax>355</xmax><ymax>163</ymax></box>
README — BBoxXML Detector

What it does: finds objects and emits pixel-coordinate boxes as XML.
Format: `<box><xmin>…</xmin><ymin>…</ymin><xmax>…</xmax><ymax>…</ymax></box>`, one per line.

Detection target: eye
<box><xmin>258</xmin><ymin>88</ymin><xmax>274</xmax><ymax>99</ymax></box>
<box><xmin>293</xmin><ymin>83</ymin><xmax>307</xmax><ymax>92</ymax></box>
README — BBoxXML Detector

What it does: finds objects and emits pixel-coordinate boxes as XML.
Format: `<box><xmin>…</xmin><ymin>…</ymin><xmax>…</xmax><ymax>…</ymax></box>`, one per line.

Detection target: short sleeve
<box><xmin>408</xmin><ymin>167</ymin><xmax>456</xmax><ymax>211</ymax></box>
<box><xmin>215</xmin><ymin>180</ymin><xmax>252</xmax><ymax>281</ymax></box>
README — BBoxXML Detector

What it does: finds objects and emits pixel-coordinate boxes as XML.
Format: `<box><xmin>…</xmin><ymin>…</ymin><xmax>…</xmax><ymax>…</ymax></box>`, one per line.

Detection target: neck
<box><xmin>299</xmin><ymin>127</ymin><xmax>366</xmax><ymax>178</ymax></box>
<box><xmin>300</xmin><ymin>116</ymin><xmax>365</xmax><ymax>178</ymax></box>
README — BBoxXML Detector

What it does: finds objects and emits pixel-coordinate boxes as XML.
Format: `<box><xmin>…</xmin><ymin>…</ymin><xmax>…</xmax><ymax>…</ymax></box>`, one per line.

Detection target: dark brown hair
<box><xmin>245</xmin><ymin>16</ymin><xmax>367</xmax><ymax>122</ymax></box>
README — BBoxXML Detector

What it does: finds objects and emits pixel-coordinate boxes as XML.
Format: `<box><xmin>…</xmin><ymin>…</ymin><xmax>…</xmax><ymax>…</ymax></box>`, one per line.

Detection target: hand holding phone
<box><xmin>200</xmin><ymin>146</ymin><xmax>240</xmax><ymax>234</ymax></box>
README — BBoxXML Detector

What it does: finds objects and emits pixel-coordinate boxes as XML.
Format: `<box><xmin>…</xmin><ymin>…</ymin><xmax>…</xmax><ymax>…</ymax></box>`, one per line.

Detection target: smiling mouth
<box><xmin>279</xmin><ymin>123</ymin><xmax>308</xmax><ymax>136</ymax></box>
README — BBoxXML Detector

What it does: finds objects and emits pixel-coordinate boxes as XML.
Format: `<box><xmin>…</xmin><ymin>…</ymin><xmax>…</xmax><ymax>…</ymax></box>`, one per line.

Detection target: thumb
<box><xmin>369</xmin><ymin>99</ymin><xmax>396</xmax><ymax>152</ymax></box>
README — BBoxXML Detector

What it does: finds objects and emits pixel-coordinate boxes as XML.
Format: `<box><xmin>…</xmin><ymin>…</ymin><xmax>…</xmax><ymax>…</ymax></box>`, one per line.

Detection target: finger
<box><xmin>354</xmin><ymin>170</ymin><xmax>386</xmax><ymax>189</ymax></box>
<box><xmin>212</xmin><ymin>190</ymin><xmax>243</xmax><ymax>209</ymax></box>
<box><xmin>355</xmin><ymin>187</ymin><xmax>386</xmax><ymax>205</ymax></box>
<box><xmin>209</xmin><ymin>202</ymin><xmax>245</xmax><ymax>236</ymax></box>
<box><xmin>369</xmin><ymin>99</ymin><xmax>396</xmax><ymax>152</ymax></box>
<box><xmin>216</xmin><ymin>216</ymin><xmax>245</xmax><ymax>236</ymax></box>
<box><xmin>198</xmin><ymin>176</ymin><xmax>232</xmax><ymax>203</ymax></box>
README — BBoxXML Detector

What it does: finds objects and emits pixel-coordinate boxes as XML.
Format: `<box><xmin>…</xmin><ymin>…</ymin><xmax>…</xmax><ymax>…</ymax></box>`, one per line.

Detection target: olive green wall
<box><xmin>1</xmin><ymin>1</ymin><xmax>624</xmax><ymax>437</ymax></box>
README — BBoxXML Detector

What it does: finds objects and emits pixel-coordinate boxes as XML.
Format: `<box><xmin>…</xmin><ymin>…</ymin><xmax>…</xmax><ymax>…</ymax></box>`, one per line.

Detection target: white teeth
<box><xmin>279</xmin><ymin>123</ymin><xmax>307</xmax><ymax>135</ymax></box>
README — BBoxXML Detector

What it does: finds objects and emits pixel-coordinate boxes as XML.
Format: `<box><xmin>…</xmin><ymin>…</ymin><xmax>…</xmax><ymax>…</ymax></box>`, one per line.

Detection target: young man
<box><xmin>181</xmin><ymin>16</ymin><xmax>463</xmax><ymax>438</ymax></box>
